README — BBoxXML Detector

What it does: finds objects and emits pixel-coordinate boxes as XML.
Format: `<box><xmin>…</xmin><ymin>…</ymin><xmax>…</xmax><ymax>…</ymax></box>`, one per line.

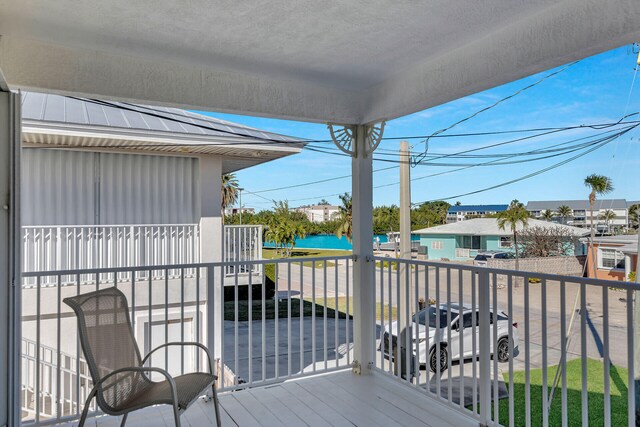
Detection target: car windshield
<box><xmin>414</xmin><ymin>306</ymin><xmax>450</xmax><ymax>328</ymax></box>
<box><xmin>474</xmin><ymin>255</ymin><xmax>487</xmax><ymax>261</ymax></box>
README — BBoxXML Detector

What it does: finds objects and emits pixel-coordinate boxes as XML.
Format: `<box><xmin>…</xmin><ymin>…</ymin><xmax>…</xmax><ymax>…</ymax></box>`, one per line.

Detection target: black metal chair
<box><xmin>64</xmin><ymin>286</ymin><xmax>222</xmax><ymax>426</ymax></box>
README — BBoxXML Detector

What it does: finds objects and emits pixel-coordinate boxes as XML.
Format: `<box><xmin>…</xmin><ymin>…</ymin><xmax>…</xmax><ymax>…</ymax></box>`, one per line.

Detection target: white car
<box><xmin>381</xmin><ymin>303</ymin><xmax>519</xmax><ymax>373</ymax></box>
<box><xmin>473</xmin><ymin>251</ymin><xmax>514</xmax><ymax>267</ymax></box>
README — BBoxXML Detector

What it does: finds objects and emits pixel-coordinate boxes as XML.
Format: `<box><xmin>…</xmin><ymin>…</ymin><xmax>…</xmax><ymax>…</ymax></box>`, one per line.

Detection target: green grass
<box><xmin>262</xmin><ymin>248</ymin><xmax>351</xmax><ymax>268</ymax></box>
<box><xmin>496</xmin><ymin>358</ymin><xmax>628</xmax><ymax>426</ymax></box>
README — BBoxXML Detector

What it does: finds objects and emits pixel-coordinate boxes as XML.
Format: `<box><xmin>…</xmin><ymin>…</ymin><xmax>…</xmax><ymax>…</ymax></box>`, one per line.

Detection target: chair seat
<box><xmin>125</xmin><ymin>372</ymin><xmax>216</xmax><ymax>411</ymax></box>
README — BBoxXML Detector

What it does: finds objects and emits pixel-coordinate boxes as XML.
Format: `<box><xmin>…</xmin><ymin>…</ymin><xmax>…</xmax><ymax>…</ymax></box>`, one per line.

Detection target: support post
<box><xmin>478</xmin><ymin>269</ymin><xmax>491</xmax><ymax>425</ymax></box>
<box><xmin>351</xmin><ymin>124</ymin><xmax>375</xmax><ymax>374</ymax></box>
<box><xmin>199</xmin><ymin>156</ymin><xmax>223</xmax><ymax>363</ymax></box>
<box><xmin>0</xmin><ymin>89</ymin><xmax>21</xmax><ymax>427</ymax></box>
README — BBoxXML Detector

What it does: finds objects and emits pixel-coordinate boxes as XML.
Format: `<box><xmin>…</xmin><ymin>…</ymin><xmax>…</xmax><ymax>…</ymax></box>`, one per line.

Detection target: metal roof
<box><xmin>19</xmin><ymin>92</ymin><xmax>304</xmax><ymax>173</ymax></box>
<box><xmin>448</xmin><ymin>205</ymin><xmax>508</xmax><ymax>214</ymax></box>
<box><xmin>414</xmin><ymin>218</ymin><xmax>590</xmax><ymax>236</ymax></box>
<box><xmin>526</xmin><ymin>199</ymin><xmax>629</xmax><ymax>211</ymax></box>
<box><xmin>21</xmin><ymin>92</ymin><xmax>299</xmax><ymax>143</ymax></box>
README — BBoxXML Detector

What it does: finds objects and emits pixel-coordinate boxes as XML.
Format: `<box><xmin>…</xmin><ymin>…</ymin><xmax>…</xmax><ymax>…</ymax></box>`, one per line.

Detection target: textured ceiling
<box><xmin>1</xmin><ymin>0</ymin><xmax>639</xmax><ymax>123</ymax></box>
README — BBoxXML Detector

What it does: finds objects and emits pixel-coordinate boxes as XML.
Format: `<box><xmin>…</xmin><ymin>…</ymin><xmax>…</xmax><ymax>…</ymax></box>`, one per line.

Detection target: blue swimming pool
<box><xmin>263</xmin><ymin>233</ymin><xmax>419</xmax><ymax>250</ymax></box>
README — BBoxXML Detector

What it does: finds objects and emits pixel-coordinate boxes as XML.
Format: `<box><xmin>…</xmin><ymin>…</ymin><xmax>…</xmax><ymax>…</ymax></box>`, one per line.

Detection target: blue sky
<box><xmin>196</xmin><ymin>45</ymin><xmax>640</xmax><ymax>211</ymax></box>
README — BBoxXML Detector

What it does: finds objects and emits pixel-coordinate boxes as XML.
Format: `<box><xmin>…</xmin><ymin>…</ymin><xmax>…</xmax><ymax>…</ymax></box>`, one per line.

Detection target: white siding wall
<box><xmin>22</xmin><ymin>149</ymin><xmax>96</xmax><ymax>226</ymax></box>
<box><xmin>100</xmin><ymin>153</ymin><xmax>198</xmax><ymax>224</ymax></box>
<box><xmin>22</xmin><ymin>148</ymin><xmax>199</xmax><ymax>226</ymax></box>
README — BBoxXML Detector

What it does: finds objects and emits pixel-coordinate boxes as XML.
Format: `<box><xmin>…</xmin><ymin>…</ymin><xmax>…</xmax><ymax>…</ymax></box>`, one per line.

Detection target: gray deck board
<box><xmin>61</xmin><ymin>370</ymin><xmax>479</xmax><ymax>426</ymax></box>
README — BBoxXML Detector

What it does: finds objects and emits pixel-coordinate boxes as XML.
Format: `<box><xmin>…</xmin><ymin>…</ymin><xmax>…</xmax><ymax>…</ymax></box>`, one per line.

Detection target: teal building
<box><xmin>415</xmin><ymin>218</ymin><xmax>588</xmax><ymax>261</ymax></box>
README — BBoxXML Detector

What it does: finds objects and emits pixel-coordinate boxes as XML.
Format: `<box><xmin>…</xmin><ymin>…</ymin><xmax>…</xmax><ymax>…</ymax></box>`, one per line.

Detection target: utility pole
<box><xmin>395</xmin><ymin>141</ymin><xmax>412</xmax><ymax>378</ymax></box>
<box><xmin>634</xmin><ymin>47</ymin><xmax>640</xmax><ymax>425</ymax></box>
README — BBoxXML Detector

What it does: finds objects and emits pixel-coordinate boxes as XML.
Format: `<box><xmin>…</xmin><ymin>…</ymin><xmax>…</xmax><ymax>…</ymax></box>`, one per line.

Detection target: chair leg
<box><xmin>78</xmin><ymin>387</ymin><xmax>97</xmax><ymax>427</ymax></box>
<box><xmin>120</xmin><ymin>413</ymin><xmax>128</xmax><ymax>427</ymax></box>
<box><xmin>173</xmin><ymin>402</ymin><xmax>181</xmax><ymax>427</ymax></box>
<box><xmin>212</xmin><ymin>385</ymin><xmax>222</xmax><ymax>426</ymax></box>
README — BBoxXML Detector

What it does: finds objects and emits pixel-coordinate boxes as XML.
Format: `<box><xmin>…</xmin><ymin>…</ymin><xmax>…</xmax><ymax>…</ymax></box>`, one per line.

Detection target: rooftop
<box><xmin>20</xmin><ymin>92</ymin><xmax>304</xmax><ymax>173</ymax></box>
<box><xmin>448</xmin><ymin>204</ymin><xmax>509</xmax><ymax>214</ymax></box>
<box><xmin>414</xmin><ymin>217</ymin><xmax>590</xmax><ymax>236</ymax></box>
<box><xmin>582</xmin><ymin>234</ymin><xmax>639</xmax><ymax>253</ymax></box>
<box><xmin>526</xmin><ymin>199</ymin><xmax>629</xmax><ymax>211</ymax></box>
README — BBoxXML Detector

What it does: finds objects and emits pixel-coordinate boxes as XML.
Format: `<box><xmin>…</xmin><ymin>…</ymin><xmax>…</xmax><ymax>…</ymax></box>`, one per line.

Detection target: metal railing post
<box><xmin>478</xmin><ymin>269</ymin><xmax>491</xmax><ymax>425</ymax></box>
<box><xmin>206</xmin><ymin>265</ymin><xmax>221</xmax><ymax>361</ymax></box>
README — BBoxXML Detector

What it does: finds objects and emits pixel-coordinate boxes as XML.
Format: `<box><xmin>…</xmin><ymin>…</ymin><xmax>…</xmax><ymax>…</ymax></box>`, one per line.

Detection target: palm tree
<box><xmin>221</xmin><ymin>173</ymin><xmax>240</xmax><ymax>220</ymax></box>
<box><xmin>584</xmin><ymin>174</ymin><xmax>614</xmax><ymax>275</ymax></box>
<box><xmin>599</xmin><ymin>209</ymin><xmax>616</xmax><ymax>233</ymax></box>
<box><xmin>541</xmin><ymin>209</ymin><xmax>555</xmax><ymax>221</ymax></box>
<box><xmin>557</xmin><ymin>205</ymin><xmax>573</xmax><ymax>225</ymax></box>
<box><xmin>497</xmin><ymin>203</ymin><xmax>530</xmax><ymax>271</ymax></box>
<box><xmin>335</xmin><ymin>193</ymin><xmax>353</xmax><ymax>242</ymax></box>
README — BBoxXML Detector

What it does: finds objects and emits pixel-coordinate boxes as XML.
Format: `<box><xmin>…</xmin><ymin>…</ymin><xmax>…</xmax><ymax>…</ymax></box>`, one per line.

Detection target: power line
<box><xmin>373</xmin><ymin>125</ymin><xmax>636</xmax><ymax>189</ymax></box>
<box><xmin>256</xmin><ymin>124</ymin><xmax>636</xmax><ymax>205</ymax></box>
<box><xmin>412</xmin><ymin>60</ymin><xmax>581</xmax><ymax>165</ymax></box>
<box><xmin>410</xmin><ymin>124</ymin><xmax>638</xmax><ymax>205</ymax></box>
<box><xmin>68</xmin><ymin>96</ymin><xmax>307</xmax><ymax>145</ymax></box>
<box><xmin>247</xmin><ymin>119</ymin><xmax>638</xmax><ymax>194</ymax></box>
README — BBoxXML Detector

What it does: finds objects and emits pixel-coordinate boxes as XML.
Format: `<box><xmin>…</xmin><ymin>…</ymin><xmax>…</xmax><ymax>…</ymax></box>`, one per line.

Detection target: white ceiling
<box><xmin>1</xmin><ymin>0</ymin><xmax>639</xmax><ymax>124</ymax></box>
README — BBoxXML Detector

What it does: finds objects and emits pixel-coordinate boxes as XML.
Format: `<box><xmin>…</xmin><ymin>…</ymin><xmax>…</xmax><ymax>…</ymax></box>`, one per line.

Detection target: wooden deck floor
<box><xmin>66</xmin><ymin>370</ymin><xmax>479</xmax><ymax>426</ymax></box>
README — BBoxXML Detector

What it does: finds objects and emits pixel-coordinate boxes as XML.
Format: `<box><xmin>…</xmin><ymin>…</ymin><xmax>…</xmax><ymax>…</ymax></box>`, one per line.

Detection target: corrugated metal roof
<box><xmin>526</xmin><ymin>199</ymin><xmax>629</xmax><ymax>211</ymax></box>
<box><xmin>414</xmin><ymin>218</ymin><xmax>590</xmax><ymax>236</ymax></box>
<box><xmin>448</xmin><ymin>204</ymin><xmax>508</xmax><ymax>214</ymax></box>
<box><xmin>21</xmin><ymin>91</ymin><xmax>300</xmax><ymax>143</ymax></box>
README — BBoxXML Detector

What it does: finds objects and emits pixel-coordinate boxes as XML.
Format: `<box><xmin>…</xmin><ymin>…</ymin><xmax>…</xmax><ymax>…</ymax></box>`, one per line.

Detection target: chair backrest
<box><xmin>64</xmin><ymin>287</ymin><xmax>146</xmax><ymax>412</ymax></box>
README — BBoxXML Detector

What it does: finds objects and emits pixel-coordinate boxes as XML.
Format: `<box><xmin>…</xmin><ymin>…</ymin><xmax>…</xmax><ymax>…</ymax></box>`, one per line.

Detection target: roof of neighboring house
<box><xmin>581</xmin><ymin>234</ymin><xmax>638</xmax><ymax>245</ymax></box>
<box><xmin>583</xmin><ymin>235</ymin><xmax>639</xmax><ymax>254</ymax></box>
<box><xmin>414</xmin><ymin>218</ymin><xmax>590</xmax><ymax>237</ymax></box>
<box><xmin>526</xmin><ymin>199</ymin><xmax>629</xmax><ymax>211</ymax></box>
<box><xmin>20</xmin><ymin>92</ymin><xmax>304</xmax><ymax>173</ymax></box>
<box><xmin>447</xmin><ymin>204</ymin><xmax>508</xmax><ymax>214</ymax></box>
<box><xmin>628</xmin><ymin>201</ymin><xmax>640</xmax><ymax>207</ymax></box>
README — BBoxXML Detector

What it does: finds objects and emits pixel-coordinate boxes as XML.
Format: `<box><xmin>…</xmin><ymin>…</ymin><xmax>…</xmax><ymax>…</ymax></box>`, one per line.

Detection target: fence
<box><xmin>373</xmin><ymin>256</ymin><xmax>637</xmax><ymax>427</ymax></box>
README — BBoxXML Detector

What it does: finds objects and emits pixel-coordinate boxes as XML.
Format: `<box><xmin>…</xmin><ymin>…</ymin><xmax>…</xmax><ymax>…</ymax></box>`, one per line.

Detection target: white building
<box><xmin>20</xmin><ymin>92</ymin><xmax>301</xmax><ymax>276</ymax></box>
<box><xmin>295</xmin><ymin>203</ymin><xmax>340</xmax><ymax>223</ymax></box>
<box><xmin>446</xmin><ymin>204</ymin><xmax>508</xmax><ymax>223</ymax></box>
<box><xmin>526</xmin><ymin>199</ymin><xmax>629</xmax><ymax>232</ymax></box>
<box><xmin>224</xmin><ymin>207</ymin><xmax>255</xmax><ymax>216</ymax></box>
<box><xmin>17</xmin><ymin>93</ymin><xmax>302</xmax><ymax>418</ymax></box>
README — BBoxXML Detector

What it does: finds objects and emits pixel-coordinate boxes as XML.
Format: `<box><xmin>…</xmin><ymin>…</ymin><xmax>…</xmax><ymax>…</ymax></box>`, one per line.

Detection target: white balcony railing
<box><xmin>22</xmin><ymin>224</ymin><xmax>265</xmax><ymax>287</ymax></box>
<box><xmin>20</xmin><ymin>255</ymin><xmax>352</xmax><ymax>426</ymax></box>
<box><xmin>22</xmin><ymin>224</ymin><xmax>200</xmax><ymax>286</ymax></box>
<box><xmin>19</xmin><ymin>255</ymin><xmax>639</xmax><ymax>427</ymax></box>
<box><xmin>374</xmin><ymin>256</ymin><xmax>637</xmax><ymax>427</ymax></box>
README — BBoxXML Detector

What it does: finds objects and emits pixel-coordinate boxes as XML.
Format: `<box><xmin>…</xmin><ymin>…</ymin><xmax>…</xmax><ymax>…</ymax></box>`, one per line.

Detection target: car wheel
<box><xmin>429</xmin><ymin>346</ymin><xmax>448</xmax><ymax>373</ymax></box>
<box><xmin>496</xmin><ymin>337</ymin><xmax>510</xmax><ymax>363</ymax></box>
